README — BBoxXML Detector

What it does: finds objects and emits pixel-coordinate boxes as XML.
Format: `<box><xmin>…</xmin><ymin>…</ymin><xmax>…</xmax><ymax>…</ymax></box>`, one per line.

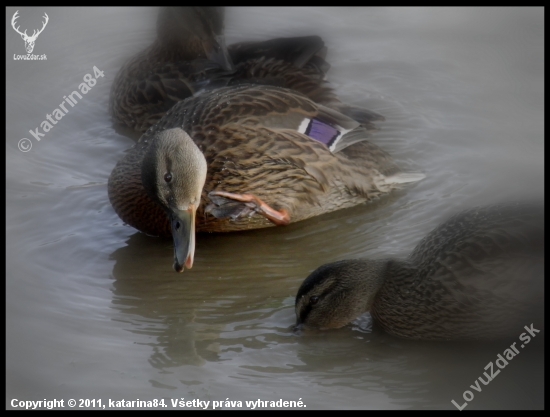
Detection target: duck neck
<box><xmin>355</xmin><ymin>259</ymin><xmax>392</xmax><ymax>313</ymax></box>
<box><xmin>330</xmin><ymin>259</ymin><xmax>391</xmax><ymax>315</ymax></box>
<box><xmin>148</xmin><ymin>38</ymin><xmax>205</xmax><ymax>64</ymax></box>
<box><xmin>370</xmin><ymin>258</ymin><xmax>417</xmax><ymax>313</ymax></box>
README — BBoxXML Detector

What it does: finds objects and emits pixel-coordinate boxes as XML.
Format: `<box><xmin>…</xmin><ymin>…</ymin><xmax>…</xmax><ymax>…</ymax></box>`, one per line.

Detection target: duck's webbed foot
<box><xmin>206</xmin><ymin>191</ymin><xmax>290</xmax><ymax>226</ymax></box>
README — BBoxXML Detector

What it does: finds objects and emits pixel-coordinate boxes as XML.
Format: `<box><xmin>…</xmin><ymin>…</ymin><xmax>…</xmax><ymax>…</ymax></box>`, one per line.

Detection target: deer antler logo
<box><xmin>11</xmin><ymin>10</ymin><xmax>49</xmax><ymax>54</ymax></box>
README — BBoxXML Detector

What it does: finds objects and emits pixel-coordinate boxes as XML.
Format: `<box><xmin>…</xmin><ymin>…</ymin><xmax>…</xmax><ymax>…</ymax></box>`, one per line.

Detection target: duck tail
<box><xmin>384</xmin><ymin>172</ymin><xmax>426</xmax><ymax>185</ymax></box>
<box><xmin>372</xmin><ymin>172</ymin><xmax>425</xmax><ymax>194</ymax></box>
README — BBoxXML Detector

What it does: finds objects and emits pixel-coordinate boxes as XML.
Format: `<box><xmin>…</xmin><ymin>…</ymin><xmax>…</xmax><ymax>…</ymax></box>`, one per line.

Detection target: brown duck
<box><xmin>108</xmin><ymin>84</ymin><xmax>424</xmax><ymax>272</ymax></box>
<box><xmin>295</xmin><ymin>203</ymin><xmax>544</xmax><ymax>340</ymax></box>
<box><xmin>109</xmin><ymin>6</ymin><xmax>381</xmax><ymax>134</ymax></box>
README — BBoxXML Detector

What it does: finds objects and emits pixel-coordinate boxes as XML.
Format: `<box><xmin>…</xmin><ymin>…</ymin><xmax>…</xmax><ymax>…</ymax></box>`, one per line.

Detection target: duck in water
<box><xmin>108</xmin><ymin>84</ymin><xmax>424</xmax><ymax>272</ymax></box>
<box><xmin>295</xmin><ymin>203</ymin><xmax>544</xmax><ymax>340</ymax></box>
<box><xmin>110</xmin><ymin>7</ymin><xmax>380</xmax><ymax>134</ymax></box>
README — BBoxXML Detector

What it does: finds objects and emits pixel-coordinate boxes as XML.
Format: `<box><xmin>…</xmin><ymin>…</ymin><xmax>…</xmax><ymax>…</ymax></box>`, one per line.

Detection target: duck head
<box><xmin>157</xmin><ymin>7</ymin><xmax>233</xmax><ymax>71</ymax></box>
<box><xmin>141</xmin><ymin>128</ymin><xmax>207</xmax><ymax>272</ymax></box>
<box><xmin>295</xmin><ymin>260</ymin><xmax>388</xmax><ymax>329</ymax></box>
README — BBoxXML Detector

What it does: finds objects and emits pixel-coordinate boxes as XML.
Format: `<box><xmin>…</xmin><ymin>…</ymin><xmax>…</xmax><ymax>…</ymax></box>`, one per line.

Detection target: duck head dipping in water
<box><xmin>295</xmin><ymin>203</ymin><xmax>544</xmax><ymax>340</ymax></box>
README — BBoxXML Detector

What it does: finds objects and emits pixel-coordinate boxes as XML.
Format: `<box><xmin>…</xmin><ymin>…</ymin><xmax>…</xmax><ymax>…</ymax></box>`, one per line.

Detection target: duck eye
<box><xmin>310</xmin><ymin>296</ymin><xmax>319</xmax><ymax>306</ymax></box>
<box><xmin>164</xmin><ymin>172</ymin><xmax>172</xmax><ymax>183</ymax></box>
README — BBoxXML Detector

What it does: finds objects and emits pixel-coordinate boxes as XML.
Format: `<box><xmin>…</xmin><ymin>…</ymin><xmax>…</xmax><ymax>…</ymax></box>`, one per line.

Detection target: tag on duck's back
<box><xmin>299</xmin><ymin>118</ymin><xmax>344</xmax><ymax>151</ymax></box>
<box><xmin>296</xmin><ymin>103</ymin><xmax>375</xmax><ymax>153</ymax></box>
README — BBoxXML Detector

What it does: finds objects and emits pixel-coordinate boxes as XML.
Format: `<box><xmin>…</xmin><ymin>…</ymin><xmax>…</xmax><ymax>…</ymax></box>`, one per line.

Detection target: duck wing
<box><xmin>410</xmin><ymin>203</ymin><xmax>544</xmax><ymax>271</ymax></box>
<box><xmin>151</xmin><ymin>84</ymin><xmax>376</xmax><ymax>154</ymax></box>
<box><xmin>410</xmin><ymin>203</ymin><xmax>544</xmax><ymax>338</ymax></box>
<box><xmin>228</xmin><ymin>35</ymin><xmax>329</xmax><ymax>74</ymax></box>
<box><xmin>110</xmin><ymin>56</ymin><xmax>226</xmax><ymax>132</ymax></box>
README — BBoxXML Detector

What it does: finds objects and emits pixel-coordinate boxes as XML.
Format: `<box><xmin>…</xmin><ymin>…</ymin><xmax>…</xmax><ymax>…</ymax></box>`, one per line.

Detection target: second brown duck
<box><xmin>109</xmin><ymin>7</ymin><xmax>381</xmax><ymax>134</ymax></box>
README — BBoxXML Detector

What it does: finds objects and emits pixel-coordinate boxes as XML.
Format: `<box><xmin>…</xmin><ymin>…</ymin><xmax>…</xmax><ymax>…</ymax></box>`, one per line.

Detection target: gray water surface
<box><xmin>6</xmin><ymin>7</ymin><xmax>544</xmax><ymax>410</ymax></box>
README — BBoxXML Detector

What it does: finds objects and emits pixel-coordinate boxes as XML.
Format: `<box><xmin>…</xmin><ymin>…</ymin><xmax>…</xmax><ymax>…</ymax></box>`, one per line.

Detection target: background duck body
<box><xmin>296</xmin><ymin>203</ymin><xmax>544</xmax><ymax>340</ymax></box>
<box><xmin>109</xmin><ymin>7</ymin><xmax>348</xmax><ymax>134</ymax></box>
<box><xmin>108</xmin><ymin>84</ymin><xmax>423</xmax><ymax>237</ymax></box>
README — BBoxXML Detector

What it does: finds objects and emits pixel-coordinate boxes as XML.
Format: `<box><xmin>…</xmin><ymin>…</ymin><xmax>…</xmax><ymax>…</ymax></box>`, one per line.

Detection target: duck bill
<box><xmin>171</xmin><ymin>206</ymin><xmax>196</xmax><ymax>273</ymax></box>
<box><xmin>203</xmin><ymin>35</ymin><xmax>233</xmax><ymax>71</ymax></box>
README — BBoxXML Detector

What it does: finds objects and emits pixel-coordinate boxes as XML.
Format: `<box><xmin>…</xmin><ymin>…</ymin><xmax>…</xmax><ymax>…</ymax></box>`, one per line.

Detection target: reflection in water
<box><xmin>7</xmin><ymin>7</ymin><xmax>543</xmax><ymax>409</ymax></box>
<box><xmin>109</xmin><ymin>234</ymin><xmax>544</xmax><ymax>408</ymax></box>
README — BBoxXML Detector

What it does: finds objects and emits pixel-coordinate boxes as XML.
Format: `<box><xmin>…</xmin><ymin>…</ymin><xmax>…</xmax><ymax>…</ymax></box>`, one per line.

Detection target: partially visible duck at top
<box><xmin>295</xmin><ymin>203</ymin><xmax>544</xmax><ymax>340</ymax></box>
<box><xmin>109</xmin><ymin>7</ymin><xmax>383</xmax><ymax>134</ymax></box>
<box><xmin>108</xmin><ymin>84</ymin><xmax>425</xmax><ymax>272</ymax></box>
